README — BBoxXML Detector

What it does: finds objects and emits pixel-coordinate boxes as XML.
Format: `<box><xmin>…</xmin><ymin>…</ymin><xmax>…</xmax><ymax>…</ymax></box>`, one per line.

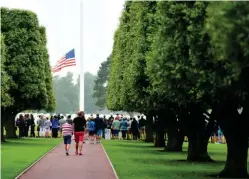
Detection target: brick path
<box><xmin>18</xmin><ymin>142</ymin><xmax>117</xmax><ymax>179</ymax></box>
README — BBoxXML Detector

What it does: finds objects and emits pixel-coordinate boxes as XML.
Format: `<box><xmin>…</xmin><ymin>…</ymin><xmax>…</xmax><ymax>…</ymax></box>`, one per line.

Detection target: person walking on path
<box><xmin>62</xmin><ymin>120</ymin><xmax>73</xmax><ymax>155</ymax></box>
<box><xmin>73</xmin><ymin>111</ymin><xmax>86</xmax><ymax>155</ymax></box>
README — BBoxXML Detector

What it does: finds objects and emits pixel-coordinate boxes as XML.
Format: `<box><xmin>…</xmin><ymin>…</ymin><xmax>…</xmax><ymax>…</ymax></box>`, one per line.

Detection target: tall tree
<box><xmin>53</xmin><ymin>72</ymin><xmax>78</xmax><ymax>114</ymax></box>
<box><xmin>206</xmin><ymin>2</ymin><xmax>249</xmax><ymax>178</ymax></box>
<box><xmin>1</xmin><ymin>8</ymin><xmax>55</xmax><ymax>138</ymax></box>
<box><xmin>84</xmin><ymin>72</ymin><xmax>98</xmax><ymax>114</ymax></box>
<box><xmin>53</xmin><ymin>72</ymin><xmax>98</xmax><ymax>114</ymax></box>
<box><xmin>1</xmin><ymin>34</ymin><xmax>13</xmax><ymax>142</ymax></box>
<box><xmin>93</xmin><ymin>56</ymin><xmax>111</xmax><ymax>110</ymax></box>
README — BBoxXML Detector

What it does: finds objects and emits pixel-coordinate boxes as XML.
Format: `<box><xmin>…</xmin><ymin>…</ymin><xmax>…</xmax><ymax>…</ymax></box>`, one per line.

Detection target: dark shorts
<box><xmin>89</xmin><ymin>131</ymin><xmax>95</xmax><ymax>136</ymax></box>
<box><xmin>114</xmin><ymin>130</ymin><xmax>119</xmax><ymax>136</ymax></box>
<box><xmin>63</xmin><ymin>135</ymin><xmax>72</xmax><ymax>144</ymax></box>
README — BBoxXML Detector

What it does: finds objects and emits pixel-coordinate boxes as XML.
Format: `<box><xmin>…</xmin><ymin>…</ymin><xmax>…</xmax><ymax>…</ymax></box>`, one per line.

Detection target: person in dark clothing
<box><xmin>73</xmin><ymin>111</ymin><xmax>86</xmax><ymax>155</ymax></box>
<box><xmin>17</xmin><ymin>114</ymin><xmax>25</xmax><ymax>138</ymax></box>
<box><xmin>102</xmin><ymin>116</ymin><xmax>107</xmax><ymax>139</ymax></box>
<box><xmin>139</xmin><ymin>116</ymin><xmax>146</xmax><ymax>140</ymax></box>
<box><xmin>95</xmin><ymin>114</ymin><xmax>104</xmax><ymax>143</ymax></box>
<box><xmin>51</xmin><ymin>116</ymin><xmax>59</xmax><ymax>138</ymax></box>
<box><xmin>30</xmin><ymin>114</ymin><xmax>35</xmax><ymax>137</ymax></box>
<box><xmin>131</xmin><ymin>118</ymin><xmax>139</xmax><ymax>140</ymax></box>
<box><xmin>24</xmin><ymin>114</ymin><xmax>31</xmax><ymax>137</ymax></box>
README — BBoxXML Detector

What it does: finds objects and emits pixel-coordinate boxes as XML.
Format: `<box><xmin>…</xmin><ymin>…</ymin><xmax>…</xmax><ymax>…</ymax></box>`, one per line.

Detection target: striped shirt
<box><xmin>62</xmin><ymin>123</ymin><xmax>73</xmax><ymax>136</ymax></box>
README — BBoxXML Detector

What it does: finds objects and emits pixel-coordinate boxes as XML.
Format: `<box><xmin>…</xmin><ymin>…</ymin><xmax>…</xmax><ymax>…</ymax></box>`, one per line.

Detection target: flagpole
<box><xmin>79</xmin><ymin>0</ymin><xmax>84</xmax><ymax>111</ymax></box>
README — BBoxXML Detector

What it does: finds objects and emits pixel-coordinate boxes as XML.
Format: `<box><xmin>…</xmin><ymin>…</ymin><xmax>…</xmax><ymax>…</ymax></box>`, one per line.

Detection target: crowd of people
<box><xmin>15</xmin><ymin>112</ymin><xmax>226</xmax><ymax>149</ymax></box>
<box><xmin>15</xmin><ymin>112</ymin><xmax>147</xmax><ymax>141</ymax></box>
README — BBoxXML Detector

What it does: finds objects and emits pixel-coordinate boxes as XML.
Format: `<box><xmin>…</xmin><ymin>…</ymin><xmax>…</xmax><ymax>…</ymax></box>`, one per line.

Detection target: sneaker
<box><xmin>66</xmin><ymin>152</ymin><xmax>69</xmax><ymax>156</ymax></box>
<box><xmin>75</xmin><ymin>152</ymin><xmax>78</xmax><ymax>155</ymax></box>
<box><xmin>79</xmin><ymin>152</ymin><xmax>83</xmax><ymax>155</ymax></box>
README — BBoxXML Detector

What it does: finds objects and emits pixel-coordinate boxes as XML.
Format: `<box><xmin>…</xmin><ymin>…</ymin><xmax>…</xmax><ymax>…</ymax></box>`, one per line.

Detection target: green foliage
<box><xmin>93</xmin><ymin>56</ymin><xmax>111</xmax><ymax>110</ymax></box>
<box><xmin>53</xmin><ymin>72</ymin><xmax>98</xmax><ymax>114</ymax></box>
<box><xmin>108</xmin><ymin>1</ymin><xmax>249</xmax><ymax>113</ymax></box>
<box><xmin>39</xmin><ymin>26</ymin><xmax>56</xmax><ymax>111</ymax></box>
<box><xmin>107</xmin><ymin>2</ymin><xmax>157</xmax><ymax>112</ymax></box>
<box><xmin>1</xmin><ymin>7</ymin><xmax>55</xmax><ymax>113</ymax></box>
<box><xmin>206</xmin><ymin>2</ymin><xmax>249</xmax><ymax>100</ymax></box>
<box><xmin>1</xmin><ymin>34</ymin><xmax>13</xmax><ymax>107</ymax></box>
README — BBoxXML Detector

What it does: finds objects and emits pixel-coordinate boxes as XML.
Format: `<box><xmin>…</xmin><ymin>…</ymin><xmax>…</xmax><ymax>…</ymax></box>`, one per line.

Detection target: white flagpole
<box><xmin>79</xmin><ymin>0</ymin><xmax>84</xmax><ymax>111</ymax></box>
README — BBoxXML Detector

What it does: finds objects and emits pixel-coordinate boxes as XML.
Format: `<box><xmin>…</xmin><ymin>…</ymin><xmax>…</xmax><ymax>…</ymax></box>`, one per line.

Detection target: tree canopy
<box><xmin>107</xmin><ymin>1</ymin><xmax>249</xmax><ymax>178</ymax></box>
<box><xmin>93</xmin><ymin>56</ymin><xmax>111</xmax><ymax>110</ymax></box>
<box><xmin>1</xmin><ymin>7</ymin><xmax>55</xmax><ymax>114</ymax></box>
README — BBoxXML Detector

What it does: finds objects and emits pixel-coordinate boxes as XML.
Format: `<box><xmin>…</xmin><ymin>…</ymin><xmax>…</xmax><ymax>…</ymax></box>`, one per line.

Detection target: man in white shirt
<box><xmin>44</xmin><ymin>117</ymin><xmax>52</xmax><ymax>138</ymax></box>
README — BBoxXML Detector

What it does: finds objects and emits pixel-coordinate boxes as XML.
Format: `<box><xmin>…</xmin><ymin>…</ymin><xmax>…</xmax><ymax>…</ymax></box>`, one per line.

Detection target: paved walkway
<box><xmin>18</xmin><ymin>142</ymin><xmax>117</xmax><ymax>179</ymax></box>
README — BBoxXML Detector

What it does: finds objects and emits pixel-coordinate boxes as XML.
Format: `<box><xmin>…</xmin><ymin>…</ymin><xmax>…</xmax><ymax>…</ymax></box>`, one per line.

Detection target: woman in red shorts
<box><xmin>73</xmin><ymin>111</ymin><xmax>86</xmax><ymax>155</ymax></box>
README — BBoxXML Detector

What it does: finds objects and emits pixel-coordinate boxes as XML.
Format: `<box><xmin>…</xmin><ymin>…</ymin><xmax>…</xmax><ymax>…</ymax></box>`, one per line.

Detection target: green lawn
<box><xmin>102</xmin><ymin>140</ymin><xmax>249</xmax><ymax>179</ymax></box>
<box><xmin>1</xmin><ymin>138</ymin><xmax>61</xmax><ymax>179</ymax></box>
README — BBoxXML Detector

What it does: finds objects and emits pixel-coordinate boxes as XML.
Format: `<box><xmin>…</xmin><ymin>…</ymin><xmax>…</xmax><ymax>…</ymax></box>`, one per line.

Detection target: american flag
<box><xmin>52</xmin><ymin>49</ymin><xmax>76</xmax><ymax>73</ymax></box>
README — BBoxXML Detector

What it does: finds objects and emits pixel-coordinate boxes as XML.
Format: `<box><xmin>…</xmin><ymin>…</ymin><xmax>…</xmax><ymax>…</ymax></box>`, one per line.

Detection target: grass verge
<box><xmin>102</xmin><ymin>140</ymin><xmax>249</xmax><ymax>179</ymax></box>
<box><xmin>1</xmin><ymin>138</ymin><xmax>61</xmax><ymax>179</ymax></box>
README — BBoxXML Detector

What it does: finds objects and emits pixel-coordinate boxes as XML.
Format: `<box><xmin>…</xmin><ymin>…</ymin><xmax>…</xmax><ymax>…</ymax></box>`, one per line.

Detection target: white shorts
<box><xmin>45</xmin><ymin>128</ymin><xmax>50</xmax><ymax>133</ymax></box>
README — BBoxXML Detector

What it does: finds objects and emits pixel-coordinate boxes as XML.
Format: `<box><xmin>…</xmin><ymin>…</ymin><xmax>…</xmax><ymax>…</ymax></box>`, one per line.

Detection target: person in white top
<box><xmin>44</xmin><ymin>117</ymin><xmax>52</xmax><ymax>138</ymax></box>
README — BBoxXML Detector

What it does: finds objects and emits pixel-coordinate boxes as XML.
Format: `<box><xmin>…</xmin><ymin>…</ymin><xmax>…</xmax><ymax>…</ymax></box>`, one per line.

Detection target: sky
<box><xmin>0</xmin><ymin>0</ymin><xmax>125</xmax><ymax>77</ymax></box>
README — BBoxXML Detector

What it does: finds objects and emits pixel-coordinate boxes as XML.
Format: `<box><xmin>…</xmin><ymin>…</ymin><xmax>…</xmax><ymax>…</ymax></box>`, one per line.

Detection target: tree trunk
<box><xmin>211</xmin><ymin>99</ymin><xmax>249</xmax><ymax>178</ymax></box>
<box><xmin>218</xmin><ymin>132</ymin><xmax>249</xmax><ymax>178</ymax></box>
<box><xmin>5</xmin><ymin>117</ymin><xmax>17</xmax><ymax>139</ymax></box>
<box><xmin>187</xmin><ymin>130</ymin><xmax>212</xmax><ymax>161</ymax></box>
<box><xmin>1</xmin><ymin>125</ymin><xmax>6</xmax><ymax>142</ymax></box>
<box><xmin>154</xmin><ymin>131</ymin><xmax>165</xmax><ymax>147</ymax></box>
<box><xmin>145</xmin><ymin>112</ymin><xmax>154</xmax><ymax>142</ymax></box>
<box><xmin>165</xmin><ymin>129</ymin><xmax>184</xmax><ymax>151</ymax></box>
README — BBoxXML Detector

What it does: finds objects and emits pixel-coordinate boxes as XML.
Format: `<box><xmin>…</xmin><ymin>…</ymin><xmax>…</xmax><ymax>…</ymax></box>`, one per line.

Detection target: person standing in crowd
<box><xmin>131</xmin><ymin>118</ymin><xmax>139</xmax><ymax>140</ymax></box>
<box><xmin>108</xmin><ymin>115</ymin><xmax>114</xmax><ymax>138</ymax></box>
<box><xmin>59</xmin><ymin>116</ymin><xmax>66</xmax><ymax>137</ymax></box>
<box><xmin>17</xmin><ymin>114</ymin><xmax>25</xmax><ymax>138</ymax></box>
<box><xmin>111</xmin><ymin>118</ymin><xmax>120</xmax><ymax>139</ymax></box>
<box><xmin>95</xmin><ymin>114</ymin><xmax>104</xmax><ymax>143</ymax></box>
<box><xmin>84</xmin><ymin>118</ymin><xmax>89</xmax><ymax>143</ymax></box>
<box><xmin>44</xmin><ymin>117</ymin><xmax>52</xmax><ymax>138</ymax></box>
<box><xmin>61</xmin><ymin>119</ymin><xmax>73</xmax><ymax>156</ymax></box>
<box><xmin>37</xmin><ymin>115</ymin><xmax>46</xmax><ymax>137</ymax></box>
<box><xmin>67</xmin><ymin>115</ymin><xmax>73</xmax><ymax>125</ymax></box>
<box><xmin>73</xmin><ymin>111</ymin><xmax>86</xmax><ymax>155</ymax></box>
<box><xmin>51</xmin><ymin>116</ymin><xmax>59</xmax><ymax>138</ymax></box>
<box><xmin>120</xmin><ymin>117</ymin><xmax>129</xmax><ymax>140</ymax></box>
<box><xmin>139</xmin><ymin>116</ymin><xmax>146</xmax><ymax>140</ymax></box>
<box><xmin>102</xmin><ymin>115</ymin><xmax>107</xmax><ymax>139</ymax></box>
<box><xmin>23</xmin><ymin>114</ymin><xmax>31</xmax><ymax>137</ymax></box>
<box><xmin>30</xmin><ymin>114</ymin><xmax>35</xmax><ymax>137</ymax></box>
<box><xmin>88</xmin><ymin>117</ymin><xmax>96</xmax><ymax>144</ymax></box>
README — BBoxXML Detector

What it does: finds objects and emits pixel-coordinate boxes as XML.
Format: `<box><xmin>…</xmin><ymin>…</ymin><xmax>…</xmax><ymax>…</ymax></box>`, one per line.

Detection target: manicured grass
<box><xmin>1</xmin><ymin>138</ymin><xmax>61</xmax><ymax>179</ymax></box>
<box><xmin>102</xmin><ymin>140</ymin><xmax>249</xmax><ymax>179</ymax></box>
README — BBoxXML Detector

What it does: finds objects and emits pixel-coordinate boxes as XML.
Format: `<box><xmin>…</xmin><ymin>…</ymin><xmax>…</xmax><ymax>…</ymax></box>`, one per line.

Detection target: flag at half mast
<box><xmin>52</xmin><ymin>49</ymin><xmax>76</xmax><ymax>73</ymax></box>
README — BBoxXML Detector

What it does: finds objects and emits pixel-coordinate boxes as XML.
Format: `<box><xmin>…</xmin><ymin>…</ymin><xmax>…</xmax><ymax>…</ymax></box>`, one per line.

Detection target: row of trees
<box><xmin>53</xmin><ymin>72</ymin><xmax>99</xmax><ymax>114</ymax></box>
<box><xmin>1</xmin><ymin>8</ymin><xmax>55</xmax><ymax>140</ymax></box>
<box><xmin>107</xmin><ymin>2</ymin><xmax>249</xmax><ymax>178</ymax></box>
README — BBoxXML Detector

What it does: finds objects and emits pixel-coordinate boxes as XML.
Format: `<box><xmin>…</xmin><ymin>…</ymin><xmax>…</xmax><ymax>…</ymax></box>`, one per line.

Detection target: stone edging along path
<box><xmin>101</xmin><ymin>143</ymin><xmax>119</xmax><ymax>179</ymax></box>
<box><xmin>14</xmin><ymin>143</ymin><xmax>61</xmax><ymax>179</ymax></box>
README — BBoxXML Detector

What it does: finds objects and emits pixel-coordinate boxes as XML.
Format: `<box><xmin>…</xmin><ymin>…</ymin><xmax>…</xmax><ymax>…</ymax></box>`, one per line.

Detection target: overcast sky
<box><xmin>0</xmin><ymin>0</ymin><xmax>125</xmax><ymax>76</ymax></box>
